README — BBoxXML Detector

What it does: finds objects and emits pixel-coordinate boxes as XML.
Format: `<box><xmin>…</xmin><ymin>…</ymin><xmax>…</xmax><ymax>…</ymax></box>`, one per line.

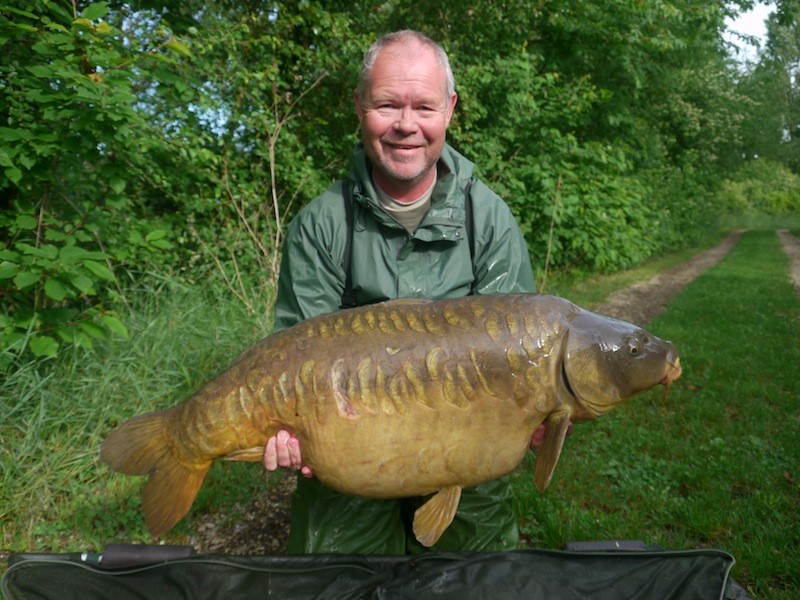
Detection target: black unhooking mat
<box><xmin>3</xmin><ymin>545</ymin><xmax>741</xmax><ymax>600</ymax></box>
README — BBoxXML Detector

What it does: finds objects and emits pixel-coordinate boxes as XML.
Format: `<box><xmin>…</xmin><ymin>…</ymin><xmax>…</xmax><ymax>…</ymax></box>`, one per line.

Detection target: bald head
<box><xmin>357</xmin><ymin>30</ymin><xmax>456</xmax><ymax>108</ymax></box>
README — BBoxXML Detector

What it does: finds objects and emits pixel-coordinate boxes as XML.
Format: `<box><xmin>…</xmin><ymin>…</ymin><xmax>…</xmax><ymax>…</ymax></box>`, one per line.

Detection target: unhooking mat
<box><xmin>3</xmin><ymin>545</ymin><xmax>743</xmax><ymax>599</ymax></box>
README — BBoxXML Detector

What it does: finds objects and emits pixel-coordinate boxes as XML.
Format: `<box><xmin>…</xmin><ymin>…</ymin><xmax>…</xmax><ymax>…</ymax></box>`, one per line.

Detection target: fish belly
<box><xmin>298</xmin><ymin>396</ymin><xmax>538</xmax><ymax>498</ymax></box>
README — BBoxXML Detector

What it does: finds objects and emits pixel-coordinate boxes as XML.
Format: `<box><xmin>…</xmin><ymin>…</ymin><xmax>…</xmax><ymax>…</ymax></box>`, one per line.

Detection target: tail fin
<box><xmin>100</xmin><ymin>411</ymin><xmax>210</xmax><ymax>537</ymax></box>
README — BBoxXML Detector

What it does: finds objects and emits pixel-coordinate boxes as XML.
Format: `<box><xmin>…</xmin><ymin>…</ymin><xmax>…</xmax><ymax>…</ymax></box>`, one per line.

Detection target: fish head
<box><xmin>561</xmin><ymin>311</ymin><xmax>682</xmax><ymax>422</ymax></box>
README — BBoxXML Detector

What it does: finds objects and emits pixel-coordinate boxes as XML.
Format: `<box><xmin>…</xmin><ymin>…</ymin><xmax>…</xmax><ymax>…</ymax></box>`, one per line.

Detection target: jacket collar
<box><xmin>349</xmin><ymin>143</ymin><xmax>473</xmax><ymax>241</ymax></box>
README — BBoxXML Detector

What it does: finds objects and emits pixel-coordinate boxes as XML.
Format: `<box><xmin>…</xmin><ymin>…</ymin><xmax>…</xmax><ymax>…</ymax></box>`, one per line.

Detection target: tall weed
<box><xmin>0</xmin><ymin>279</ymin><xmax>271</xmax><ymax>549</ymax></box>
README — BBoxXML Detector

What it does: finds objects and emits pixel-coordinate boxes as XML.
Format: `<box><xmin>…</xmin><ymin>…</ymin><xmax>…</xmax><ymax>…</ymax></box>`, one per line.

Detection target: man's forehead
<box><xmin>365</xmin><ymin>81</ymin><xmax>447</xmax><ymax>105</ymax></box>
<box><xmin>366</xmin><ymin>47</ymin><xmax>447</xmax><ymax>95</ymax></box>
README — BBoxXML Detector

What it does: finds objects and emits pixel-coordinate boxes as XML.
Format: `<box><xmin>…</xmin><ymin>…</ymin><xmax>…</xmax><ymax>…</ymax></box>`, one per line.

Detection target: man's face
<box><xmin>355</xmin><ymin>44</ymin><xmax>457</xmax><ymax>200</ymax></box>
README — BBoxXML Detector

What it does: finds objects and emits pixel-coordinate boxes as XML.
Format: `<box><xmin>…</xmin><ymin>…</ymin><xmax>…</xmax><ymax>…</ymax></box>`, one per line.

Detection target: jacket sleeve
<box><xmin>272</xmin><ymin>196</ymin><xmax>347</xmax><ymax>332</ymax></box>
<box><xmin>469</xmin><ymin>179</ymin><xmax>537</xmax><ymax>295</ymax></box>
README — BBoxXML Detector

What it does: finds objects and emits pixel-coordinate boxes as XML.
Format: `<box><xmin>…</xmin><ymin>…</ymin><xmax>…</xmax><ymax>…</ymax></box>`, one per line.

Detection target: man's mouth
<box><xmin>383</xmin><ymin>140</ymin><xmax>424</xmax><ymax>151</ymax></box>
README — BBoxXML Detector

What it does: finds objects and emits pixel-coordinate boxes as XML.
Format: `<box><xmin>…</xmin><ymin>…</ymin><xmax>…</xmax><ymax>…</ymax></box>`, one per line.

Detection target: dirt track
<box><xmin>188</xmin><ymin>229</ymin><xmax>800</xmax><ymax>555</ymax></box>
<box><xmin>593</xmin><ymin>230</ymin><xmax>744</xmax><ymax>325</ymax></box>
<box><xmin>777</xmin><ymin>229</ymin><xmax>800</xmax><ymax>295</ymax></box>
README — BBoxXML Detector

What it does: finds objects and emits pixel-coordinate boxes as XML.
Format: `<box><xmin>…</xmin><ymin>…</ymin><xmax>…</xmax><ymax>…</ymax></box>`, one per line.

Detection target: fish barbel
<box><xmin>100</xmin><ymin>293</ymin><xmax>681</xmax><ymax>546</ymax></box>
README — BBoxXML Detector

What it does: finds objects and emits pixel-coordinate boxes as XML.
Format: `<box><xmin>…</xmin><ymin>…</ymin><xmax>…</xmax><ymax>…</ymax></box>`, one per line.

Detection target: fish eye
<box><xmin>627</xmin><ymin>340</ymin><xmax>641</xmax><ymax>355</ymax></box>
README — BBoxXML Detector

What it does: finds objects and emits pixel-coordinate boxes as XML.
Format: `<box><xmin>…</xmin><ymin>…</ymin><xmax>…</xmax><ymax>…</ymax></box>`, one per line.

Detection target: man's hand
<box><xmin>530</xmin><ymin>420</ymin><xmax>573</xmax><ymax>452</ymax></box>
<box><xmin>263</xmin><ymin>430</ymin><xmax>314</xmax><ymax>478</ymax></box>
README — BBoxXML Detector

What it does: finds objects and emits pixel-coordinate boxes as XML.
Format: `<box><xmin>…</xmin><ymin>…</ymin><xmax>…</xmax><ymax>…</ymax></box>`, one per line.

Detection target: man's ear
<box><xmin>445</xmin><ymin>93</ymin><xmax>458</xmax><ymax>125</ymax></box>
<box><xmin>354</xmin><ymin>89</ymin><xmax>365</xmax><ymax>122</ymax></box>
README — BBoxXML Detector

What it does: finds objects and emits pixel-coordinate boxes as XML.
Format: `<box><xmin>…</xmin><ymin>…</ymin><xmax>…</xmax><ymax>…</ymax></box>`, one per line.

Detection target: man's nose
<box><xmin>394</xmin><ymin>107</ymin><xmax>418</xmax><ymax>133</ymax></box>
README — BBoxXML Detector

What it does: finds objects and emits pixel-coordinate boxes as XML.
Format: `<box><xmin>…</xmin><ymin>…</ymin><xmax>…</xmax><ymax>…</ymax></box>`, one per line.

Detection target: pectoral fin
<box><xmin>223</xmin><ymin>447</ymin><xmax>267</xmax><ymax>461</ymax></box>
<box><xmin>223</xmin><ymin>424</ymin><xmax>283</xmax><ymax>461</ymax></box>
<box><xmin>534</xmin><ymin>410</ymin><xmax>572</xmax><ymax>492</ymax></box>
<box><xmin>412</xmin><ymin>485</ymin><xmax>462</xmax><ymax>547</ymax></box>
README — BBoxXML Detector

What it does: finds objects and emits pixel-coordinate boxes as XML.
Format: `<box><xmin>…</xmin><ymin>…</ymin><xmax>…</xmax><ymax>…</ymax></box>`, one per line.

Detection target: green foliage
<box><xmin>402</xmin><ymin>0</ymin><xmax>754</xmax><ymax>272</ymax></box>
<box><xmin>0</xmin><ymin>1</ymin><xmax>186</xmax><ymax>367</ymax></box>
<box><xmin>717</xmin><ymin>159</ymin><xmax>800</xmax><ymax>216</ymax></box>
<box><xmin>451</xmin><ymin>53</ymin><xmax>654</xmax><ymax>271</ymax></box>
<box><xmin>0</xmin><ymin>207</ymin><xmax>129</xmax><ymax>361</ymax></box>
<box><xmin>0</xmin><ymin>280</ymin><xmax>268</xmax><ymax>551</ymax></box>
<box><xmin>745</xmin><ymin>0</ymin><xmax>800</xmax><ymax>171</ymax></box>
<box><xmin>164</xmin><ymin>3</ymin><xmax>368</xmax><ymax>321</ymax></box>
<box><xmin>5</xmin><ymin>0</ymin><xmax>796</xmax><ymax>363</ymax></box>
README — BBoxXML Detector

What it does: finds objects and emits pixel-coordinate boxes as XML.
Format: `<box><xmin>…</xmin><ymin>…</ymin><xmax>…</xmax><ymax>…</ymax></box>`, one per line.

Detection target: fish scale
<box><xmin>100</xmin><ymin>293</ymin><xmax>681</xmax><ymax>546</ymax></box>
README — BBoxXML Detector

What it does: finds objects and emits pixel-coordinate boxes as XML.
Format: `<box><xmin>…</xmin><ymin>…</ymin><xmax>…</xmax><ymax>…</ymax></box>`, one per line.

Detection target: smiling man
<box><xmin>354</xmin><ymin>36</ymin><xmax>457</xmax><ymax>201</ymax></box>
<box><xmin>264</xmin><ymin>30</ymin><xmax>538</xmax><ymax>555</ymax></box>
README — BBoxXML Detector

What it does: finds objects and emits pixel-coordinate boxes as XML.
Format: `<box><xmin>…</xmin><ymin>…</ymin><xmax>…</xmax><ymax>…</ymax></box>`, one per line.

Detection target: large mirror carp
<box><xmin>101</xmin><ymin>293</ymin><xmax>681</xmax><ymax>546</ymax></box>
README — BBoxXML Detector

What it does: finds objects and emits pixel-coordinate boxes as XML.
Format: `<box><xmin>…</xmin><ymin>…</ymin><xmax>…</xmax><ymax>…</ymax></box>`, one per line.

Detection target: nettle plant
<box><xmin>0</xmin><ymin>1</ymin><xmax>183</xmax><ymax>368</ymax></box>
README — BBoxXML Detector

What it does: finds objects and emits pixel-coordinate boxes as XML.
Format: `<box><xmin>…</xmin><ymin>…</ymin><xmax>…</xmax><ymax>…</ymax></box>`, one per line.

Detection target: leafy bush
<box><xmin>3</xmin><ymin>0</ymin><xmax>794</xmax><ymax>367</ymax></box>
<box><xmin>717</xmin><ymin>159</ymin><xmax>800</xmax><ymax>216</ymax></box>
<box><xmin>0</xmin><ymin>2</ymin><xmax>188</xmax><ymax>367</ymax></box>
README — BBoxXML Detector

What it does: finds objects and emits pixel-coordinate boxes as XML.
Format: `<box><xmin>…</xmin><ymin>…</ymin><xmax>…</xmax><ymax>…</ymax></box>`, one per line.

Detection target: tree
<box><xmin>757</xmin><ymin>0</ymin><xmax>800</xmax><ymax>170</ymax></box>
<box><xmin>0</xmin><ymin>1</ymin><xmax>190</xmax><ymax>366</ymax></box>
<box><xmin>2</xmin><ymin>0</ymin><xmax>778</xmax><ymax>370</ymax></box>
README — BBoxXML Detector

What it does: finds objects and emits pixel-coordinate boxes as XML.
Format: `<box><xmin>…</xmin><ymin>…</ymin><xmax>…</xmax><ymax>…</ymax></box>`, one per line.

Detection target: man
<box><xmin>263</xmin><ymin>30</ymin><xmax>537</xmax><ymax>554</ymax></box>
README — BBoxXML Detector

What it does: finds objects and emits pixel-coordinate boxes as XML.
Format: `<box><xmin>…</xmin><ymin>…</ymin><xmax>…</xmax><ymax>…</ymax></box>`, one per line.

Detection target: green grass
<box><xmin>512</xmin><ymin>229</ymin><xmax>800</xmax><ymax>599</ymax></box>
<box><xmin>1</xmin><ymin>281</ymin><xmax>273</xmax><ymax>552</ymax></box>
<box><xmin>2</xmin><ymin>229</ymin><xmax>798</xmax><ymax>599</ymax></box>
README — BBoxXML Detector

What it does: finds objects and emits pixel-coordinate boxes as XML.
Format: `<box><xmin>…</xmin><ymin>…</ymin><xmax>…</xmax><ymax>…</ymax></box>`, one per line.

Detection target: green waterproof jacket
<box><xmin>273</xmin><ymin>142</ymin><xmax>537</xmax><ymax>554</ymax></box>
<box><xmin>274</xmin><ymin>143</ymin><xmax>535</xmax><ymax>330</ymax></box>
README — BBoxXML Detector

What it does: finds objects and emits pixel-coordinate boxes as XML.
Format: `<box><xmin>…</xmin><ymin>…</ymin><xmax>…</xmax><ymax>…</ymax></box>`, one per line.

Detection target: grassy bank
<box><xmin>2</xmin><ymin>230</ymin><xmax>798</xmax><ymax>599</ymax></box>
<box><xmin>513</xmin><ymin>229</ymin><xmax>800</xmax><ymax>599</ymax></box>
<box><xmin>0</xmin><ymin>281</ymin><xmax>273</xmax><ymax>552</ymax></box>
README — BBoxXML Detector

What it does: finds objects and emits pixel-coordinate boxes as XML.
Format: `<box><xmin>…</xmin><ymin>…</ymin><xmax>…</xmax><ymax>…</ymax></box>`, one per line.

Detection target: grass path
<box><xmin>513</xmin><ymin>229</ymin><xmax>800</xmax><ymax>599</ymax></box>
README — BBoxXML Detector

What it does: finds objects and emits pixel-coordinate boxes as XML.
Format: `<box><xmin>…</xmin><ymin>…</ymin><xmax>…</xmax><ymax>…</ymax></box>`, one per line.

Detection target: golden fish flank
<box><xmin>443</xmin><ymin>307</ymin><xmax>472</xmax><ymax>330</ymax></box>
<box><xmin>100</xmin><ymin>293</ymin><xmax>682</xmax><ymax>546</ymax></box>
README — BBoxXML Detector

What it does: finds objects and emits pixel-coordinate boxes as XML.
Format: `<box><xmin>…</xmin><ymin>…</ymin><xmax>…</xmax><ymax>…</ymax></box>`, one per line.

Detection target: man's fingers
<box><xmin>530</xmin><ymin>420</ymin><xmax>574</xmax><ymax>452</ymax></box>
<box><xmin>287</xmin><ymin>437</ymin><xmax>302</xmax><ymax>469</ymax></box>
<box><xmin>530</xmin><ymin>424</ymin><xmax>546</xmax><ymax>451</ymax></box>
<box><xmin>275</xmin><ymin>430</ymin><xmax>292</xmax><ymax>467</ymax></box>
<box><xmin>264</xmin><ymin>429</ymin><xmax>312</xmax><ymax>476</ymax></box>
<box><xmin>264</xmin><ymin>436</ymin><xmax>278</xmax><ymax>470</ymax></box>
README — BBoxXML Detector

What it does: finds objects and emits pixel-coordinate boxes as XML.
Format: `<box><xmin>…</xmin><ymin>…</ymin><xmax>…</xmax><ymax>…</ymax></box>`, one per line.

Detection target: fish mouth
<box><xmin>660</xmin><ymin>356</ymin><xmax>682</xmax><ymax>385</ymax></box>
<box><xmin>659</xmin><ymin>356</ymin><xmax>682</xmax><ymax>401</ymax></box>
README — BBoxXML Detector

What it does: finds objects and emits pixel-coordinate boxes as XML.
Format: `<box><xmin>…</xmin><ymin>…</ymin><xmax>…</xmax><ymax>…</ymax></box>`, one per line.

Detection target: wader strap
<box><xmin>464</xmin><ymin>180</ymin><xmax>475</xmax><ymax>281</ymax></box>
<box><xmin>340</xmin><ymin>180</ymin><xmax>357</xmax><ymax>309</ymax></box>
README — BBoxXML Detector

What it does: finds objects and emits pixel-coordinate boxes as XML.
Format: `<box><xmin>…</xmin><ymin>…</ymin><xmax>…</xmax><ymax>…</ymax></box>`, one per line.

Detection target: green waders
<box><xmin>287</xmin><ymin>476</ymin><xmax>519</xmax><ymax>555</ymax></box>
